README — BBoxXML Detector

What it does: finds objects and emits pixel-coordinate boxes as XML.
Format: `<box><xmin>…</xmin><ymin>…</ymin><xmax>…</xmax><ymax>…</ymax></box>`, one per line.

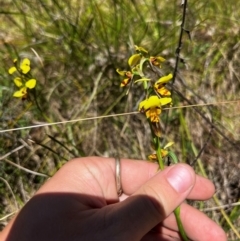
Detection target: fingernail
<box><xmin>166</xmin><ymin>165</ymin><xmax>193</xmax><ymax>193</ymax></box>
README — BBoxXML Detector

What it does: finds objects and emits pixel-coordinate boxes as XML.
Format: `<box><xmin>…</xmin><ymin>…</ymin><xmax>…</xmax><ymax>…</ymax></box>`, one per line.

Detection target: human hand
<box><xmin>0</xmin><ymin>157</ymin><xmax>227</xmax><ymax>241</ymax></box>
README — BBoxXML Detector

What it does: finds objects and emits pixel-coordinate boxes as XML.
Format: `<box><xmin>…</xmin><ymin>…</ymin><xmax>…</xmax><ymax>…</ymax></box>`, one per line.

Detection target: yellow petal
<box><xmin>14</xmin><ymin>77</ymin><xmax>23</xmax><ymax>87</ymax></box>
<box><xmin>139</xmin><ymin>99</ymin><xmax>148</xmax><ymax>111</ymax></box>
<box><xmin>20</xmin><ymin>58</ymin><xmax>31</xmax><ymax>74</ymax></box>
<box><xmin>150</xmin><ymin>56</ymin><xmax>166</xmax><ymax>67</ymax></box>
<box><xmin>155</xmin><ymin>74</ymin><xmax>173</xmax><ymax>84</ymax></box>
<box><xmin>134</xmin><ymin>78</ymin><xmax>151</xmax><ymax>83</ymax></box>
<box><xmin>163</xmin><ymin>141</ymin><xmax>174</xmax><ymax>149</ymax></box>
<box><xmin>146</xmin><ymin>108</ymin><xmax>161</xmax><ymax>122</ymax></box>
<box><xmin>156</xmin><ymin>86</ymin><xmax>171</xmax><ymax>96</ymax></box>
<box><xmin>148</xmin><ymin>154</ymin><xmax>157</xmax><ymax>161</ymax></box>
<box><xmin>128</xmin><ymin>54</ymin><xmax>141</xmax><ymax>67</ymax></box>
<box><xmin>116</xmin><ymin>69</ymin><xmax>127</xmax><ymax>76</ymax></box>
<box><xmin>25</xmin><ymin>79</ymin><xmax>36</xmax><ymax>89</ymax></box>
<box><xmin>120</xmin><ymin>78</ymin><xmax>131</xmax><ymax>87</ymax></box>
<box><xmin>8</xmin><ymin>67</ymin><xmax>17</xmax><ymax>75</ymax></box>
<box><xmin>21</xmin><ymin>58</ymin><xmax>30</xmax><ymax>66</ymax></box>
<box><xmin>155</xmin><ymin>56</ymin><xmax>166</xmax><ymax>62</ymax></box>
<box><xmin>161</xmin><ymin>149</ymin><xmax>169</xmax><ymax>157</ymax></box>
<box><xmin>139</xmin><ymin>96</ymin><xmax>172</xmax><ymax>111</ymax></box>
<box><xmin>134</xmin><ymin>45</ymin><xmax>148</xmax><ymax>54</ymax></box>
<box><xmin>13</xmin><ymin>87</ymin><xmax>27</xmax><ymax>97</ymax></box>
<box><xmin>159</xmin><ymin>97</ymin><xmax>172</xmax><ymax>106</ymax></box>
<box><xmin>140</xmin><ymin>96</ymin><xmax>162</xmax><ymax>110</ymax></box>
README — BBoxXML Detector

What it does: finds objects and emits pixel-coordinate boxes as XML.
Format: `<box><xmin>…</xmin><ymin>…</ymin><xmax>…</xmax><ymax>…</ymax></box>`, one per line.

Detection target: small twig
<box><xmin>0</xmin><ymin>177</ymin><xmax>18</xmax><ymax>210</ymax></box>
<box><xmin>31</xmin><ymin>141</ymin><xmax>69</xmax><ymax>162</ymax></box>
<box><xmin>3</xmin><ymin>159</ymin><xmax>49</xmax><ymax>178</ymax></box>
<box><xmin>47</xmin><ymin>134</ymin><xmax>76</xmax><ymax>158</ymax></box>
<box><xmin>0</xmin><ymin>145</ymin><xmax>25</xmax><ymax>161</ymax></box>
<box><xmin>18</xmin><ymin>138</ymin><xmax>33</xmax><ymax>151</ymax></box>
<box><xmin>0</xmin><ymin>99</ymin><xmax>239</xmax><ymax>134</ymax></box>
<box><xmin>0</xmin><ymin>211</ymin><xmax>18</xmax><ymax>221</ymax></box>
<box><xmin>0</xmin><ymin>144</ymin><xmax>49</xmax><ymax>177</ymax></box>
<box><xmin>165</xmin><ymin>0</ymin><xmax>188</xmax><ymax>138</ymax></box>
<box><xmin>31</xmin><ymin>47</ymin><xmax>44</xmax><ymax>68</ymax></box>
<box><xmin>202</xmin><ymin>201</ymin><xmax>240</xmax><ymax>212</ymax></box>
<box><xmin>172</xmin><ymin>0</ymin><xmax>188</xmax><ymax>84</ymax></box>
<box><xmin>190</xmin><ymin>125</ymin><xmax>214</xmax><ymax>166</ymax></box>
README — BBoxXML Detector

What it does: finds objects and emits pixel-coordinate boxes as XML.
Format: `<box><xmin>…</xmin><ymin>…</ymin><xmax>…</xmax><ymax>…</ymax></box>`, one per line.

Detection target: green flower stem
<box><xmin>174</xmin><ymin>206</ymin><xmax>189</xmax><ymax>241</ymax></box>
<box><xmin>155</xmin><ymin>137</ymin><xmax>189</xmax><ymax>241</ymax></box>
<box><xmin>168</xmin><ymin>151</ymin><xmax>189</xmax><ymax>240</ymax></box>
<box><xmin>156</xmin><ymin>137</ymin><xmax>164</xmax><ymax>170</ymax></box>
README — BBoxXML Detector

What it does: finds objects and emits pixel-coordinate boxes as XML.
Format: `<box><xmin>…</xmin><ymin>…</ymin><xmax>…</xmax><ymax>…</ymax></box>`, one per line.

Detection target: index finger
<box><xmin>120</xmin><ymin>159</ymin><xmax>214</xmax><ymax>200</ymax></box>
<box><xmin>37</xmin><ymin>157</ymin><xmax>214</xmax><ymax>201</ymax></box>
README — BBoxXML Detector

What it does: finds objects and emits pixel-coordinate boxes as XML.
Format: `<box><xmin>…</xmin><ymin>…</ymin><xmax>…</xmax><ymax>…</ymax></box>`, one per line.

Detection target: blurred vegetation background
<box><xmin>0</xmin><ymin>0</ymin><xmax>240</xmax><ymax>239</ymax></box>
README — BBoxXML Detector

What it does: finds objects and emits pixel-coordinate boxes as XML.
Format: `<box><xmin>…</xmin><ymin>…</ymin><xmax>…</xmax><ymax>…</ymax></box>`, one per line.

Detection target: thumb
<box><xmin>110</xmin><ymin>164</ymin><xmax>195</xmax><ymax>240</ymax></box>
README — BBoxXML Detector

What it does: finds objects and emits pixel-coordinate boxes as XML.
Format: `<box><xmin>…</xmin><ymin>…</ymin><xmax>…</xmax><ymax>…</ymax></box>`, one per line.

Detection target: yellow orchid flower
<box><xmin>20</xmin><ymin>58</ymin><xmax>31</xmax><ymax>74</ymax></box>
<box><xmin>154</xmin><ymin>74</ymin><xmax>173</xmax><ymax>97</ymax></box>
<box><xmin>139</xmin><ymin>97</ymin><xmax>162</xmax><ymax>123</ymax></box>
<box><xmin>9</xmin><ymin>58</ymin><xmax>37</xmax><ymax>100</ymax></box>
<box><xmin>161</xmin><ymin>141</ymin><xmax>175</xmax><ymax>157</ymax></box>
<box><xmin>116</xmin><ymin>69</ymin><xmax>133</xmax><ymax>87</ymax></box>
<box><xmin>139</xmin><ymin>96</ymin><xmax>172</xmax><ymax>123</ymax></box>
<box><xmin>148</xmin><ymin>153</ymin><xmax>158</xmax><ymax>162</ymax></box>
<box><xmin>148</xmin><ymin>141</ymin><xmax>175</xmax><ymax>161</ymax></box>
<box><xmin>13</xmin><ymin>87</ymin><xmax>28</xmax><ymax>98</ymax></box>
<box><xmin>150</xmin><ymin>56</ymin><xmax>166</xmax><ymax>67</ymax></box>
<box><xmin>13</xmin><ymin>78</ymin><xmax>36</xmax><ymax>89</ymax></box>
<box><xmin>8</xmin><ymin>58</ymin><xmax>31</xmax><ymax>75</ymax></box>
<box><xmin>12</xmin><ymin>78</ymin><xmax>36</xmax><ymax>99</ymax></box>
<box><xmin>139</xmin><ymin>96</ymin><xmax>172</xmax><ymax>112</ymax></box>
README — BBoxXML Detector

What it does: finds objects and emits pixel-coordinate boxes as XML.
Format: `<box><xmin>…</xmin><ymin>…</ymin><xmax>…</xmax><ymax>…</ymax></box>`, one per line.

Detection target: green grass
<box><xmin>0</xmin><ymin>0</ymin><xmax>240</xmax><ymax>238</ymax></box>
